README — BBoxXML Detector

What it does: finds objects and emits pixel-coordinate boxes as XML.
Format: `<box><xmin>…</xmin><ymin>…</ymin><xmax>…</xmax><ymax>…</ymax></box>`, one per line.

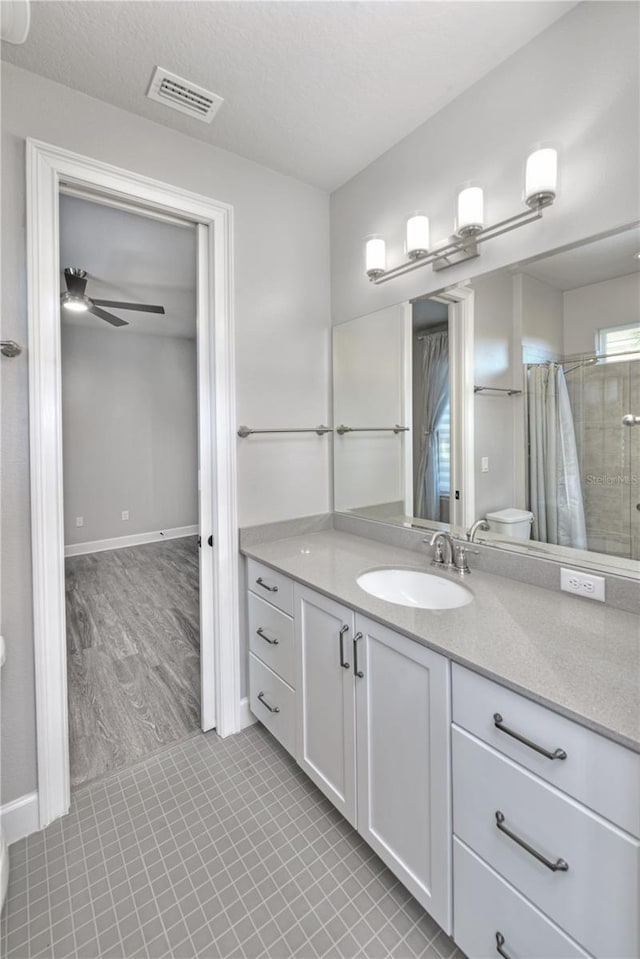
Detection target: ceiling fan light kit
<box><xmin>60</xmin><ymin>267</ymin><xmax>166</xmax><ymax>327</ymax></box>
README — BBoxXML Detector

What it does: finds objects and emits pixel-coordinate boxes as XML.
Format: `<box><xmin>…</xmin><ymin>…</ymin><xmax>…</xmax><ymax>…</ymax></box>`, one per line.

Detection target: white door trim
<box><xmin>425</xmin><ymin>286</ymin><xmax>475</xmax><ymax>528</ymax></box>
<box><xmin>26</xmin><ymin>138</ymin><xmax>240</xmax><ymax>830</ymax></box>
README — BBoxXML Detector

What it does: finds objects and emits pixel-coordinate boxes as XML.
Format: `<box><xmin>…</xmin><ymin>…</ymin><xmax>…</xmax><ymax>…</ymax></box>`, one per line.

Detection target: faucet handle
<box><xmin>453</xmin><ymin>543</ymin><xmax>479</xmax><ymax>574</ymax></box>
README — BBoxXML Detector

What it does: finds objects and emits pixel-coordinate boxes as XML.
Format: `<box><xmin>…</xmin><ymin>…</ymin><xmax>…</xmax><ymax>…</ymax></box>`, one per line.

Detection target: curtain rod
<box><xmin>526</xmin><ymin>347</ymin><xmax>640</xmax><ymax>370</ymax></box>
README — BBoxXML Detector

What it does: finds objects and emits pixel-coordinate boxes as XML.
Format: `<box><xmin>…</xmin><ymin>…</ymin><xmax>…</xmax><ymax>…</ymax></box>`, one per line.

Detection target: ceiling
<box><xmin>2</xmin><ymin>1</ymin><xmax>576</xmax><ymax>191</ymax></box>
<box><xmin>59</xmin><ymin>193</ymin><xmax>197</xmax><ymax>337</ymax></box>
<box><xmin>519</xmin><ymin>226</ymin><xmax>640</xmax><ymax>291</ymax></box>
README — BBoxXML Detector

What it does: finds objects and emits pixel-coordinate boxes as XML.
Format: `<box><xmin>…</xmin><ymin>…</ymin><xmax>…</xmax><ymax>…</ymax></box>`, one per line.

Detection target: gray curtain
<box><xmin>527</xmin><ymin>363</ymin><xmax>587</xmax><ymax>549</ymax></box>
<box><xmin>416</xmin><ymin>331</ymin><xmax>449</xmax><ymax>520</ymax></box>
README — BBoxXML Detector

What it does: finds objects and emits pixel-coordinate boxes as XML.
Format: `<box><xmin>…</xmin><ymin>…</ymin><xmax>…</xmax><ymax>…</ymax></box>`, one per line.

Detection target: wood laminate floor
<box><xmin>65</xmin><ymin>536</ymin><xmax>200</xmax><ymax>789</ymax></box>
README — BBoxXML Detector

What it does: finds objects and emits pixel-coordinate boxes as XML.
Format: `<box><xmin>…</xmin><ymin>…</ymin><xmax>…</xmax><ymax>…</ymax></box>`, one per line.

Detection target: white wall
<box><xmin>520</xmin><ymin>273</ymin><xmax>564</xmax><ymax>363</ymax></box>
<box><xmin>563</xmin><ymin>273</ymin><xmax>640</xmax><ymax>356</ymax></box>
<box><xmin>333</xmin><ymin>305</ymin><xmax>405</xmax><ymax>511</ymax></box>
<box><xmin>472</xmin><ymin>273</ymin><xmax>520</xmax><ymax>519</ymax></box>
<box><xmin>62</xmin><ymin>327</ymin><xmax>198</xmax><ymax>545</ymax></box>
<box><xmin>0</xmin><ymin>62</ymin><xmax>331</xmax><ymax>805</ymax></box>
<box><xmin>330</xmin><ymin>2</ymin><xmax>639</xmax><ymax>326</ymax></box>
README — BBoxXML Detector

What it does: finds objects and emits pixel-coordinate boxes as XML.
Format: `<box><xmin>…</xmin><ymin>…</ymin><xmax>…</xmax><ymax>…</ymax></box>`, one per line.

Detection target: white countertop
<box><xmin>242</xmin><ymin>529</ymin><xmax>640</xmax><ymax>753</ymax></box>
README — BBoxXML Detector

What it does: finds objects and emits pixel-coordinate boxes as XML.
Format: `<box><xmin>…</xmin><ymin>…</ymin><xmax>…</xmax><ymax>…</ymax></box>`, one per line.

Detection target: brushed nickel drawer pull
<box><xmin>495</xmin><ymin>811</ymin><xmax>569</xmax><ymax>872</ymax></box>
<box><xmin>353</xmin><ymin>632</ymin><xmax>364</xmax><ymax>678</ymax></box>
<box><xmin>256</xmin><ymin>577</ymin><xmax>278</xmax><ymax>593</ymax></box>
<box><xmin>493</xmin><ymin>713</ymin><xmax>567</xmax><ymax>760</ymax></box>
<box><xmin>339</xmin><ymin>624</ymin><xmax>350</xmax><ymax>669</ymax></box>
<box><xmin>257</xmin><ymin>692</ymin><xmax>280</xmax><ymax>713</ymax></box>
<box><xmin>495</xmin><ymin>932</ymin><xmax>512</xmax><ymax>959</ymax></box>
<box><xmin>256</xmin><ymin>627</ymin><xmax>279</xmax><ymax>646</ymax></box>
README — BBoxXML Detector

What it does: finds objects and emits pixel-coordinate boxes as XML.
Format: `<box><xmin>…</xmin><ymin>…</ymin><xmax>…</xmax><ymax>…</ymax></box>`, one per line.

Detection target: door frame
<box><xmin>26</xmin><ymin>139</ymin><xmax>240</xmax><ymax>829</ymax></box>
<box><xmin>403</xmin><ymin>285</ymin><xmax>475</xmax><ymax>527</ymax></box>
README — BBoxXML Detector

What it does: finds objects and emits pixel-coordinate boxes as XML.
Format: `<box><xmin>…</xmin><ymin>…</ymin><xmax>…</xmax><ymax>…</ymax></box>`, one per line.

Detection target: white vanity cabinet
<box><xmin>247</xmin><ymin>559</ymin><xmax>297</xmax><ymax>754</ymax></box>
<box><xmin>294</xmin><ymin>587</ymin><xmax>357</xmax><ymax>825</ymax></box>
<box><xmin>294</xmin><ymin>584</ymin><xmax>452</xmax><ymax>932</ymax></box>
<box><xmin>452</xmin><ymin>664</ymin><xmax>640</xmax><ymax>959</ymax></box>
<box><xmin>354</xmin><ymin>614</ymin><xmax>451</xmax><ymax>932</ymax></box>
<box><xmin>246</xmin><ymin>554</ymin><xmax>640</xmax><ymax>958</ymax></box>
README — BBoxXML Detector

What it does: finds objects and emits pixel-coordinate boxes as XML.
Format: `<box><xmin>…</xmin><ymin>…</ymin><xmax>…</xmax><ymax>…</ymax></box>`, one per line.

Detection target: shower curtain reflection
<box><xmin>415</xmin><ymin>330</ymin><xmax>449</xmax><ymax>521</ymax></box>
<box><xmin>526</xmin><ymin>362</ymin><xmax>587</xmax><ymax>550</ymax></box>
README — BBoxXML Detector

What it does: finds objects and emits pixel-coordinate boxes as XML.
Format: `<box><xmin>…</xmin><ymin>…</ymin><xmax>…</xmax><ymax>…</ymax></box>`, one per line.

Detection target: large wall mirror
<box><xmin>333</xmin><ymin>224</ymin><xmax>640</xmax><ymax>578</ymax></box>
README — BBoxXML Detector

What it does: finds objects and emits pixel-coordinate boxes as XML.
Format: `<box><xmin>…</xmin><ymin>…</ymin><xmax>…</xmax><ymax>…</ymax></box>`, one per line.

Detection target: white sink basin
<box><xmin>357</xmin><ymin>567</ymin><xmax>473</xmax><ymax>610</ymax></box>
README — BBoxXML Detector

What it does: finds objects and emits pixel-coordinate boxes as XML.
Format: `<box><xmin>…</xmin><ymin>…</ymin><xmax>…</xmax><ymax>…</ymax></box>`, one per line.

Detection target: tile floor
<box><xmin>1</xmin><ymin>724</ymin><xmax>464</xmax><ymax>959</ymax></box>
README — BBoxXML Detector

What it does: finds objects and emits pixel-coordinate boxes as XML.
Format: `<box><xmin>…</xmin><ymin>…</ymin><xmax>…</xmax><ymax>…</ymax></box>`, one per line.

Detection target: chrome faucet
<box><xmin>427</xmin><ymin>531</ymin><xmax>455</xmax><ymax>570</ymax></box>
<box><xmin>426</xmin><ymin>530</ymin><xmax>479</xmax><ymax>575</ymax></box>
<box><xmin>467</xmin><ymin>518</ymin><xmax>489</xmax><ymax>542</ymax></box>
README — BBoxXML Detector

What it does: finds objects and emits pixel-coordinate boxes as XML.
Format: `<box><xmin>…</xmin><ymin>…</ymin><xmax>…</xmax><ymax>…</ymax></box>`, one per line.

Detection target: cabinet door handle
<box><xmin>493</xmin><ymin>713</ymin><xmax>567</xmax><ymax>760</ymax></box>
<box><xmin>495</xmin><ymin>932</ymin><xmax>512</xmax><ymax>959</ymax></box>
<box><xmin>339</xmin><ymin>624</ymin><xmax>350</xmax><ymax>669</ymax></box>
<box><xmin>257</xmin><ymin>691</ymin><xmax>280</xmax><ymax>713</ymax></box>
<box><xmin>256</xmin><ymin>627</ymin><xmax>279</xmax><ymax>646</ymax></box>
<box><xmin>256</xmin><ymin>577</ymin><xmax>278</xmax><ymax>593</ymax></box>
<box><xmin>353</xmin><ymin>632</ymin><xmax>364</xmax><ymax>678</ymax></box>
<box><xmin>495</xmin><ymin>811</ymin><xmax>569</xmax><ymax>872</ymax></box>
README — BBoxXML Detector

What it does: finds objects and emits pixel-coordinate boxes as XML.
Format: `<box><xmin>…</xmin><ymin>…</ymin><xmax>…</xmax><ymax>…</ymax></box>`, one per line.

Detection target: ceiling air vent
<box><xmin>146</xmin><ymin>67</ymin><xmax>224</xmax><ymax>124</ymax></box>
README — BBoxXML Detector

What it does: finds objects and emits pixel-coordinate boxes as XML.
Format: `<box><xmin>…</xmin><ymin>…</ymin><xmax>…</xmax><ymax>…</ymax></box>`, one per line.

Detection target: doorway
<box><xmin>59</xmin><ymin>193</ymin><xmax>203</xmax><ymax>788</ymax></box>
<box><xmin>27</xmin><ymin>139</ymin><xmax>240</xmax><ymax>830</ymax></box>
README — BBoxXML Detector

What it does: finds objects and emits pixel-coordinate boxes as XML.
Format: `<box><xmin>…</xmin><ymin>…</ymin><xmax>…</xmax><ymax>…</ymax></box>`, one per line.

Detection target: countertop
<box><xmin>242</xmin><ymin>529</ymin><xmax>640</xmax><ymax>753</ymax></box>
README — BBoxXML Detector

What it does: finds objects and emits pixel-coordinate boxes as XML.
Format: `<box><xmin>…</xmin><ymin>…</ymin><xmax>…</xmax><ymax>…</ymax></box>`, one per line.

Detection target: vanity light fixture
<box><xmin>365</xmin><ymin>235</ymin><xmax>386</xmax><ymax>279</ymax></box>
<box><xmin>365</xmin><ymin>148</ymin><xmax>558</xmax><ymax>284</ymax></box>
<box><xmin>406</xmin><ymin>214</ymin><xmax>430</xmax><ymax>259</ymax></box>
<box><xmin>457</xmin><ymin>186</ymin><xmax>484</xmax><ymax>237</ymax></box>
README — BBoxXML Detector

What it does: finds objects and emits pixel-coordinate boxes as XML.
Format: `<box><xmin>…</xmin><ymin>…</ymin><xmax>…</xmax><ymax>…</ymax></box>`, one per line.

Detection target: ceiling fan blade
<box><xmin>89</xmin><ymin>305</ymin><xmax>129</xmax><ymax>328</ymax></box>
<box><xmin>91</xmin><ymin>299</ymin><xmax>165</xmax><ymax>314</ymax></box>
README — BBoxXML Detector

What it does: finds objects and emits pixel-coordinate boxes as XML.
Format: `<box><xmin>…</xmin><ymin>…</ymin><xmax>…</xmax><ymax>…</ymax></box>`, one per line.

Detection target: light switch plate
<box><xmin>561</xmin><ymin>567</ymin><xmax>605</xmax><ymax>602</ymax></box>
<box><xmin>75</xmin><ymin>516</ymin><xmax>83</xmax><ymax>528</ymax></box>
<box><xmin>121</xmin><ymin>510</ymin><xmax>129</xmax><ymax>521</ymax></box>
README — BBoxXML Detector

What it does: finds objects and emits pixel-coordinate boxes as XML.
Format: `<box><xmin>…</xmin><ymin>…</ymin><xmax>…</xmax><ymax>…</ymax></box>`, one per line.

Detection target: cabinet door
<box><xmin>295</xmin><ymin>585</ymin><xmax>357</xmax><ymax>827</ymax></box>
<box><xmin>355</xmin><ymin>615</ymin><xmax>452</xmax><ymax>933</ymax></box>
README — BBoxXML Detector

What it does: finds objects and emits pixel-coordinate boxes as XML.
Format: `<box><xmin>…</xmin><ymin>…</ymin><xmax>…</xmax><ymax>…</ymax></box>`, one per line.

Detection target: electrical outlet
<box><xmin>561</xmin><ymin>567</ymin><xmax>605</xmax><ymax>602</ymax></box>
<box><xmin>121</xmin><ymin>510</ymin><xmax>129</xmax><ymax>521</ymax></box>
<box><xmin>75</xmin><ymin>516</ymin><xmax>84</xmax><ymax>528</ymax></box>
<box><xmin>481</xmin><ymin>456</ymin><xmax>489</xmax><ymax>473</ymax></box>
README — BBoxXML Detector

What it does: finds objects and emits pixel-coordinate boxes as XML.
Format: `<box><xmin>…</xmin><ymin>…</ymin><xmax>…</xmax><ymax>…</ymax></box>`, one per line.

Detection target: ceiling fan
<box><xmin>60</xmin><ymin>267</ymin><xmax>165</xmax><ymax>327</ymax></box>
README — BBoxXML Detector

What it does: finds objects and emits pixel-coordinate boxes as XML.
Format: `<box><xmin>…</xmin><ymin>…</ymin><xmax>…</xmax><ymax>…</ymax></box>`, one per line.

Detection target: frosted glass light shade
<box><xmin>61</xmin><ymin>292</ymin><xmax>89</xmax><ymax>312</ymax></box>
<box><xmin>406</xmin><ymin>215</ymin><xmax>430</xmax><ymax>258</ymax></box>
<box><xmin>457</xmin><ymin>187</ymin><xmax>484</xmax><ymax>237</ymax></box>
<box><xmin>525</xmin><ymin>148</ymin><xmax>557</xmax><ymax>207</ymax></box>
<box><xmin>365</xmin><ymin>236</ymin><xmax>386</xmax><ymax>278</ymax></box>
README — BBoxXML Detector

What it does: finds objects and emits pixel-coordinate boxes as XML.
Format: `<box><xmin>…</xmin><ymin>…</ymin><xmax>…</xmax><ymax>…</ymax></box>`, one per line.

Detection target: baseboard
<box><xmin>1</xmin><ymin>792</ymin><xmax>39</xmax><ymax>846</ymax></box>
<box><xmin>64</xmin><ymin>525</ymin><xmax>199</xmax><ymax>557</ymax></box>
<box><xmin>239</xmin><ymin>697</ymin><xmax>257</xmax><ymax>730</ymax></box>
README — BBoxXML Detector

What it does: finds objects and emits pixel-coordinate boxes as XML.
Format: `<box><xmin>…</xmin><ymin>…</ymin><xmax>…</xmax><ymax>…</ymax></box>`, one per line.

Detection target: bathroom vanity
<box><xmin>243</xmin><ymin>529</ymin><xmax>640</xmax><ymax>959</ymax></box>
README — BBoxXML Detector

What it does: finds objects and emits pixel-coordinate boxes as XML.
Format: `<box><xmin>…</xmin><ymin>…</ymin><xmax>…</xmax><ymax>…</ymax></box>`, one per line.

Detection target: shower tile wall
<box><xmin>568</xmin><ymin>360</ymin><xmax>639</xmax><ymax>559</ymax></box>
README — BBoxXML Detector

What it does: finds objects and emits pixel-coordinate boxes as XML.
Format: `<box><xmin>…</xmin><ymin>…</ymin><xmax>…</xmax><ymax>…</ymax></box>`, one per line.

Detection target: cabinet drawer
<box><xmin>249</xmin><ymin>654</ymin><xmax>295</xmax><ymax>756</ymax></box>
<box><xmin>453</xmin><ymin>839</ymin><xmax>591</xmax><ymax>959</ymax></box>
<box><xmin>452</xmin><ymin>663</ymin><xmax>640</xmax><ymax>837</ymax></box>
<box><xmin>248</xmin><ymin>592</ymin><xmax>295</xmax><ymax>687</ymax></box>
<box><xmin>247</xmin><ymin>559</ymin><xmax>294</xmax><ymax>616</ymax></box>
<box><xmin>452</xmin><ymin>726</ymin><xmax>640</xmax><ymax>959</ymax></box>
